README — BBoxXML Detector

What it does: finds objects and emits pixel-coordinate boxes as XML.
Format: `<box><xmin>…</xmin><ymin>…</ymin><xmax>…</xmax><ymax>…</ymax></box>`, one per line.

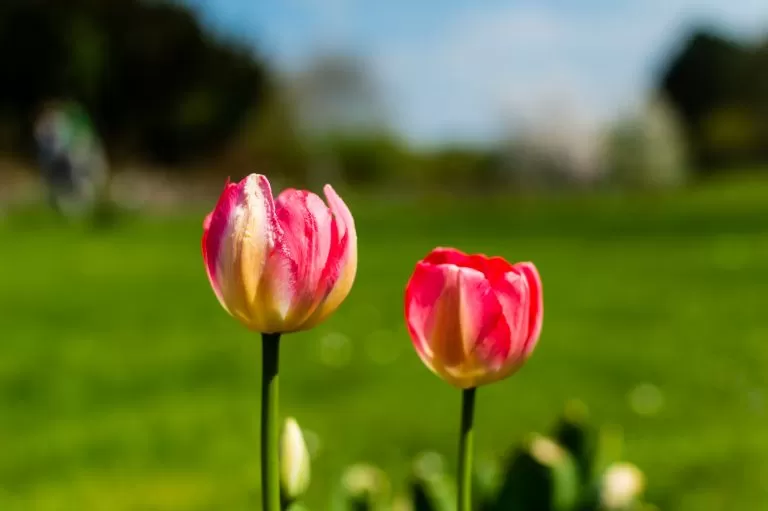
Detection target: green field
<box><xmin>1</xmin><ymin>178</ymin><xmax>768</xmax><ymax>511</ymax></box>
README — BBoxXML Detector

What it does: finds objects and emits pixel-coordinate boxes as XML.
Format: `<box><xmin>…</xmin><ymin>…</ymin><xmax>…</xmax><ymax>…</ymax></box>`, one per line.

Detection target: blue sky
<box><xmin>183</xmin><ymin>0</ymin><xmax>768</xmax><ymax>145</ymax></box>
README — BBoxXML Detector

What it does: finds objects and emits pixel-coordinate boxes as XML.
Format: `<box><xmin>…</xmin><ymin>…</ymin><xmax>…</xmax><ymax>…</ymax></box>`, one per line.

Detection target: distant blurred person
<box><xmin>34</xmin><ymin>101</ymin><xmax>109</xmax><ymax>216</ymax></box>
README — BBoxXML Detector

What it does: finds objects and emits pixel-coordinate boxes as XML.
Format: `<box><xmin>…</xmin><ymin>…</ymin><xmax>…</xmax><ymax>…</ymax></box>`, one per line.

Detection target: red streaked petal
<box><xmin>455</xmin><ymin>267</ymin><xmax>503</xmax><ymax>359</ymax></box>
<box><xmin>514</xmin><ymin>262</ymin><xmax>543</xmax><ymax>357</ymax></box>
<box><xmin>202</xmin><ymin>174</ymin><xmax>282</xmax><ymax>330</ymax></box>
<box><xmin>321</xmin><ymin>186</ymin><xmax>355</xmax><ymax>287</ymax></box>
<box><xmin>275</xmin><ymin>189</ymin><xmax>333</xmax><ymax>293</ymax></box>
<box><xmin>493</xmin><ymin>270</ymin><xmax>530</xmax><ymax>358</ymax></box>
<box><xmin>269</xmin><ymin>188</ymin><xmax>334</xmax><ymax>327</ymax></box>
<box><xmin>323</xmin><ymin>184</ymin><xmax>354</xmax><ymax>239</ymax></box>
<box><xmin>405</xmin><ymin>261</ymin><xmax>449</xmax><ymax>361</ymax></box>
<box><xmin>422</xmin><ymin>247</ymin><xmax>471</xmax><ymax>267</ymax></box>
<box><xmin>202</xmin><ymin>180</ymin><xmax>239</xmax><ymax>300</ymax></box>
<box><xmin>473</xmin><ymin>313</ymin><xmax>512</xmax><ymax>371</ymax></box>
<box><xmin>484</xmin><ymin>256</ymin><xmax>515</xmax><ymax>281</ymax></box>
<box><xmin>299</xmin><ymin>185</ymin><xmax>357</xmax><ymax>329</ymax></box>
<box><xmin>421</xmin><ymin>248</ymin><xmax>514</xmax><ymax>281</ymax></box>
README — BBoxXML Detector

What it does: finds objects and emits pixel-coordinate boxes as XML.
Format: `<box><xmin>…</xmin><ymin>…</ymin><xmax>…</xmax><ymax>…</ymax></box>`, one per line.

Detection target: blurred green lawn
<box><xmin>1</xmin><ymin>177</ymin><xmax>767</xmax><ymax>511</ymax></box>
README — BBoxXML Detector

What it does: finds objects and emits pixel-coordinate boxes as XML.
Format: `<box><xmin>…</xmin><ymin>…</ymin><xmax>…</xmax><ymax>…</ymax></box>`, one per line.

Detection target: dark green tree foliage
<box><xmin>658</xmin><ymin>28</ymin><xmax>768</xmax><ymax>170</ymax></box>
<box><xmin>0</xmin><ymin>0</ymin><xmax>271</xmax><ymax>165</ymax></box>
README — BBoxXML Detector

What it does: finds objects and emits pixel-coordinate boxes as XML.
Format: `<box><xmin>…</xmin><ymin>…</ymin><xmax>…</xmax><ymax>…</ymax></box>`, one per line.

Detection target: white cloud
<box><xmin>373</xmin><ymin>1</ymin><xmax>768</xmax><ymax>144</ymax></box>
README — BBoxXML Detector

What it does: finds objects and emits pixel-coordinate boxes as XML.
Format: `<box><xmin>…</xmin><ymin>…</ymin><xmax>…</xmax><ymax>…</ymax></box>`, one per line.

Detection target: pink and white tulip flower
<box><xmin>202</xmin><ymin>174</ymin><xmax>357</xmax><ymax>333</ymax></box>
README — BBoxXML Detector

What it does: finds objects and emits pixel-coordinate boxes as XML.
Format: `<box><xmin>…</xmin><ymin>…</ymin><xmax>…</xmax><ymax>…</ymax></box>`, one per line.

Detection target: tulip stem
<box><xmin>261</xmin><ymin>333</ymin><xmax>281</xmax><ymax>511</ymax></box>
<box><xmin>457</xmin><ymin>386</ymin><xmax>476</xmax><ymax>511</ymax></box>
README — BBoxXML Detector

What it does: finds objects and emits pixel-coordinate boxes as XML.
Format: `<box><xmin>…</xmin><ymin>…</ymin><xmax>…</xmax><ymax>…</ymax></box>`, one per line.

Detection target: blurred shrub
<box><xmin>418</xmin><ymin>147</ymin><xmax>506</xmax><ymax>192</ymax></box>
<box><xmin>605</xmin><ymin>98</ymin><xmax>690</xmax><ymax>190</ymax></box>
<box><xmin>320</xmin><ymin>134</ymin><xmax>417</xmax><ymax>188</ymax></box>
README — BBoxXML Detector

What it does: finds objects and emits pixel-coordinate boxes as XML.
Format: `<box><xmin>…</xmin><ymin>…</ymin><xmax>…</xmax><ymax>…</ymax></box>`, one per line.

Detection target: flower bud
<box><xmin>280</xmin><ymin>417</ymin><xmax>311</xmax><ymax>502</ymax></box>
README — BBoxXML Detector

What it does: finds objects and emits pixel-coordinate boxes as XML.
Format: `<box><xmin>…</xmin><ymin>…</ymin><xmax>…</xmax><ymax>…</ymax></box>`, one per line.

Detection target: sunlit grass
<box><xmin>1</xmin><ymin>177</ymin><xmax>768</xmax><ymax>510</ymax></box>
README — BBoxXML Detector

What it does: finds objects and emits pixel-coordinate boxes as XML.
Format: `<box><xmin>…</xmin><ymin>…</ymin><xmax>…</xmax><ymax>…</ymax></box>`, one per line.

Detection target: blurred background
<box><xmin>0</xmin><ymin>1</ymin><xmax>767</xmax><ymax>510</ymax></box>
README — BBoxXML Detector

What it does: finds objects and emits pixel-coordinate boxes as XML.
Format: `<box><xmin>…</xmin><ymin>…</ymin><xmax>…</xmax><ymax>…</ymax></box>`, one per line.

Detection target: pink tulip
<box><xmin>405</xmin><ymin>247</ymin><xmax>542</xmax><ymax>388</ymax></box>
<box><xmin>202</xmin><ymin>174</ymin><xmax>357</xmax><ymax>333</ymax></box>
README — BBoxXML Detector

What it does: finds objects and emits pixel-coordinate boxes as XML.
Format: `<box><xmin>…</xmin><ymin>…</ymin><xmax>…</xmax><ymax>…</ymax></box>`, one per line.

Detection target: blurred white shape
<box><xmin>529</xmin><ymin>434</ymin><xmax>567</xmax><ymax>465</ymax></box>
<box><xmin>628</xmin><ymin>382</ymin><xmax>665</xmax><ymax>416</ymax></box>
<box><xmin>318</xmin><ymin>332</ymin><xmax>353</xmax><ymax>368</ymax></box>
<box><xmin>601</xmin><ymin>462</ymin><xmax>646</xmax><ymax>510</ymax></box>
<box><xmin>280</xmin><ymin>417</ymin><xmax>311</xmax><ymax>501</ymax></box>
<box><xmin>605</xmin><ymin>96</ymin><xmax>689</xmax><ymax>190</ymax></box>
<box><xmin>502</xmin><ymin>92</ymin><xmax>607</xmax><ymax>189</ymax></box>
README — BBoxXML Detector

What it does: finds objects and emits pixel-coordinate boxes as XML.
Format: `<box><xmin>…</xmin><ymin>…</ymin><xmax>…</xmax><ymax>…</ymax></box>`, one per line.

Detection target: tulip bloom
<box><xmin>405</xmin><ymin>247</ymin><xmax>542</xmax><ymax>389</ymax></box>
<box><xmin>202</xmin><ymin>174</ymin><xmax>357</xmax><ymax>334</ymax></box>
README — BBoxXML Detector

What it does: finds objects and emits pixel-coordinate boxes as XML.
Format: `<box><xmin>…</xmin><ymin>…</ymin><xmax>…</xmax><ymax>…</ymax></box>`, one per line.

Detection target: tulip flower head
<box><xmin>202</xmin><ymin>174</ymin><xmax>357</xmax><ymax>333</ymax></box>
<box><xmin>405</xmin><ymin>248</ymin><xmax>542</xmax><ymax>388</ymax></box>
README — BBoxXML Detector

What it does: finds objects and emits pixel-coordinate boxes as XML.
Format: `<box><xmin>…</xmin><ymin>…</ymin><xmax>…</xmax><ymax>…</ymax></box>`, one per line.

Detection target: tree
<box><xmin>657</xmin><ymin>27</ymin><xmax>767</xmax><ymax>171</ymax></box>
<box><xmin>0</xmin><ymin>0</ymin><xmax>273</xmax><ymax>166</ymax></box>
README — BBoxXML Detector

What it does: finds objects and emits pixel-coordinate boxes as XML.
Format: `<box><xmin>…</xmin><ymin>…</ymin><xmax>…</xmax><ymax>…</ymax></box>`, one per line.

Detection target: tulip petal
<box><xmin>202</xmin><ymin>179</ymin><xmax>239</xmax><ymax>313</ymax></box>
<box><xmin>422</xmin><ymin>247</ymin><xmax>470</xmax><ymax>267</ymax></box>
<box><xmin>270</xmin><ymin>189</ymin><xmax>333</xmax><ymax>327</ymax></box>
<box><xmin>405</xmin><ymin>261</ymin><xmax>449</xmax><ymax>363</ymax></box>
<box><xmin>301</xmin><ymin>185</ymin><xmax>357</xmax><ymax>329</ymax></box>
<box><xmin>207</xmin><ymin>174</ymin><xmax>281</xmax><ymax>330</ymax></box>
<box><xmin>515</xmin><ymin>262</ymin><xmax>543</xmax><ymax>356</ymax></box>
<box><xmin>423</xmin><ymin>249</ymin><xmax>515</xmax><ymax>281</ymax></box>
<box><xmin>474</xmin><ymin>315</ymin><xmax>512</xmax><ymax>371</ymax></box>
<box><xmin>202</xmin><ymin>211</ymin><xmax>225</xmax><ymax>308</ymax></box>
<box><xmin>493</xmin><ymin>270</ymin><xmax>530</xmax><ymax>358</ymax></box>
<box><xmin>443</xmin><ymin>267</ymin><xmax>508</xmax><ymax>387</ymax></box>
<box><xmin>455</xmin><ymin>267</ymin><xmax>504</xmax><ymax>362</ymax></box>
<box><xmin>275</xmin><ymin>189</ymin><xmax>333</xmax><ymax>289</ymax></box>
<box><xmin>484</xmin><ymin>256</ymin><xmax>515</xmax><ymax>280</ymax></box>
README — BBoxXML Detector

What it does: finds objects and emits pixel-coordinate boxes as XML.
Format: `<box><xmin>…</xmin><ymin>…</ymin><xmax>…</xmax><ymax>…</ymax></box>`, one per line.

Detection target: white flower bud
<box><xmin>280</xmin><ymin>417</ymin><xmax>311</xmax><ymax>502</ymax></box>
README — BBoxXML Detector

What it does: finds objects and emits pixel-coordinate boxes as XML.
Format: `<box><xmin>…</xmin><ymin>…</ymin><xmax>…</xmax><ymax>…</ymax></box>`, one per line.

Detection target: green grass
<box><xmin>2</xmin><ymin>177</ymin><xmax>768</xmax><ymax>510</ymax></box>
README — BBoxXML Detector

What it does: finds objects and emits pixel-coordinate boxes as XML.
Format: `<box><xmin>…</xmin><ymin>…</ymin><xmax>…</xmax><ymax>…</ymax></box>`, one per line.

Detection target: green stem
<box><xmin>261</xmin><ymin>333</ymin><xmax>281</xmax><ymax>511</ymax></box>
<box><xmin>457</xmin><ymin>387</ymin><xmax>476</xmax><ymax>511</ymax></box>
